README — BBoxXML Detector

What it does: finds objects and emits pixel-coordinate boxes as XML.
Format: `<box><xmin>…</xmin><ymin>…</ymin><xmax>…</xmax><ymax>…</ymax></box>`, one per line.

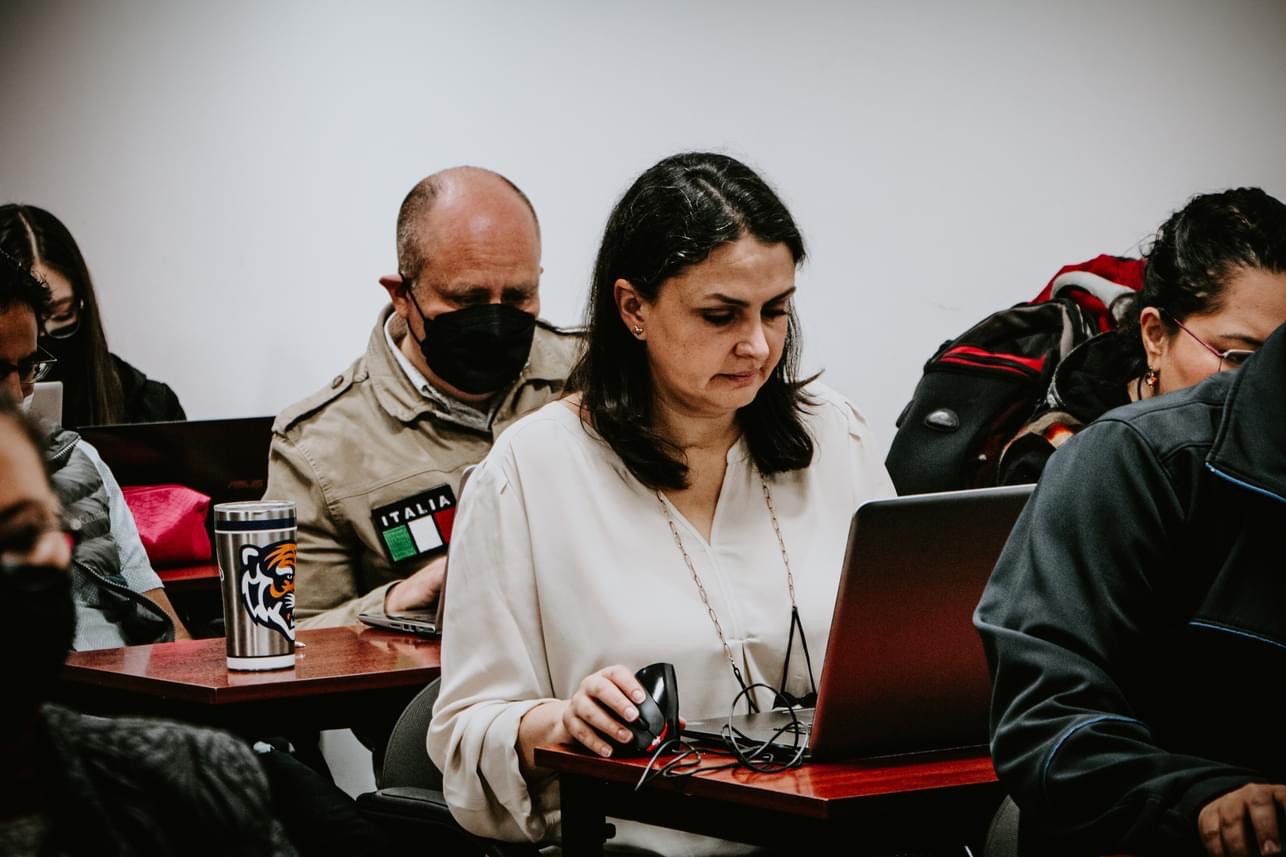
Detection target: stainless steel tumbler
<box><xmin>214</xmin><ymin>500</ymin><xmax>297</xmax><ymax>671</ymax></box>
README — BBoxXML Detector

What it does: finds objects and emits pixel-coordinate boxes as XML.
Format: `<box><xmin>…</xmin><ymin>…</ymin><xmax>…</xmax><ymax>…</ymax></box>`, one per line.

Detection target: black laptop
<box><xmin>683</xmin><ymin>483</ymin><xmax>1034</xmax><ymax>760</ymax></box>
<box><xmin>78</xmin><ymin>416</ymin><xmax>274</xmax><ymax>504</ymax></box>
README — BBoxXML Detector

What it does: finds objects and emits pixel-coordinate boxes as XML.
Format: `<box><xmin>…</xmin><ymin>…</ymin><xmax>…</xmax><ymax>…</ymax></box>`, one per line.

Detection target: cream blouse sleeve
<box><xmin>427</xmin><ymin>449</ymin><xmax>559</xmax><ymax>843</ymax></box>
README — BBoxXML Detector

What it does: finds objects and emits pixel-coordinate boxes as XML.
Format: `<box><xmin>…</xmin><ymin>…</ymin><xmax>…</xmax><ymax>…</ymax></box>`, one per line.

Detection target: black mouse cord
<box><xmin>633</xmin><ymin>739</ymin><xmax>741</xmax><ymax>791</ymax></box>
<box><xmin>632</xmin><ymin>682</ymin><xmax>806</xmax><ymax>791</ymax></box>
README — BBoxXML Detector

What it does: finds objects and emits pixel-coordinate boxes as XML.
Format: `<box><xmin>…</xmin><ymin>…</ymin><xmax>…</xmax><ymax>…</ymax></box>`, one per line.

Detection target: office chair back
<box><xmin>380</xmin><ymin>677</ymin><xmax>443</xmax><ymax>791</ymax></box>
<box><xmin>359</xmin><ymin>676</ymin><xmax>540</xmax><ymax>857</ymax></box>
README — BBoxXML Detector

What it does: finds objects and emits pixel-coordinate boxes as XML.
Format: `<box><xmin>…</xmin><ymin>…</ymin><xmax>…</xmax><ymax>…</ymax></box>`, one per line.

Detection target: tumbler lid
<box><xmin>214</xmin><ymin>500</ymin><xmax>296</xmax><ymax>526</ymax></box>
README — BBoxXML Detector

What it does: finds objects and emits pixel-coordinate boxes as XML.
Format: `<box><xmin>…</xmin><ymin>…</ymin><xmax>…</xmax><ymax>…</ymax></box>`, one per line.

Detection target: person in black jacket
<box><xmin>0</xmin><ymin>393</ymin><xmax>296</xmax><ymax>856</ymax></box>
<box><xmin>0</xmin><ymin>203</ymin><xmax>185</xmax><ymax>428</ymax></box>
<box><xmin>977</xmin><ymin>318</ymin><xmax>1286</xmax><ymax>856</ymax></box>
<box><xmin>0</xmin><ymin>391</ymin><xmax>397</xmax><ymax>857</ymax></box>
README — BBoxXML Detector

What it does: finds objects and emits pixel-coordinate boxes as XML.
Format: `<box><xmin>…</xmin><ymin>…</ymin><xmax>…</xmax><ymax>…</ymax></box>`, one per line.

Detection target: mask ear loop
<box><xmin>400</xmin><ymin>279</ymin><xmax>433</xmax><ymax>336</ymax></box>
<box><xmin>774</xmin><ymin>605</ymin><xmax>819</xmax><ymax>709</ymax></box>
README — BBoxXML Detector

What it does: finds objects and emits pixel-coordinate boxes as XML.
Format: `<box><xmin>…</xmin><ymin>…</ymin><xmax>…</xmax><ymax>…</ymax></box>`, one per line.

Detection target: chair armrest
<box><xmin>356</xmin><ymin>786</ymin><xmax>453</xmax><ymax>817</ymax></box>
<box><xmin>356</xmin><ymin>788</ymin><xmax>542</xmax><ymax>857</ymax></box>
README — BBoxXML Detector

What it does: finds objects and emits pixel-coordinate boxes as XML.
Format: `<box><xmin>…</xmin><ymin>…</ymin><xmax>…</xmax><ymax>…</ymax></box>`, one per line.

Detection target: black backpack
<box><xmin>884</xmin><ymin>255</ymin><xmax>1144</xmax><ymax>495</ymax></box>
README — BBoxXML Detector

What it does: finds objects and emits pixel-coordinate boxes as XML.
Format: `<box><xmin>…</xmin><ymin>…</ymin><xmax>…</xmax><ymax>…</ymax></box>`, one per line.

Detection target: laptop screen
<box><xmin>78</xmin><ymin>416</ymin><xmax>274</xmax><ymax>503</ymax></box>
<box><xmin>684</xmin><ymin>484</ymin><xmax>1033</xmax><ymax>761</ymax></box>
<box><xmin>806</xmin><ymin>483</ymin><xmax>1033</xmax><ymax>759</ymax></box>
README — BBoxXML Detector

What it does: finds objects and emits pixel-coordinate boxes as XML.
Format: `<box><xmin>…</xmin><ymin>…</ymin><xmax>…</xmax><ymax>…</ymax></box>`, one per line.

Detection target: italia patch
<box><xmin>370</xmin><ymin>484</ymin><xmax>456</xmax><ymax>566</ymax></box>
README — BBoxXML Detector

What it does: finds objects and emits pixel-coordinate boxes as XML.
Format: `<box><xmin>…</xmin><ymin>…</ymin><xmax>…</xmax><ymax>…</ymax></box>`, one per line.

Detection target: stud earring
<box><xmin>633</xmin><ymin>325</ymin><xmax>644</xmax><ymax>337</ymax></box>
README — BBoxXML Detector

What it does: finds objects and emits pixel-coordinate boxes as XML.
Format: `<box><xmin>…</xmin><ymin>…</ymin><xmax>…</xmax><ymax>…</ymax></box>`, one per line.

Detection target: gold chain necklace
<box><xmin>656</xmin><ymin>474</ymin><xmax>799</xmax><ymax>689</ymax></box>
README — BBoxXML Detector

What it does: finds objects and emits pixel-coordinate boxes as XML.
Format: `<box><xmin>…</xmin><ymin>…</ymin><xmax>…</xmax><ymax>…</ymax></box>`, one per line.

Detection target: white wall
<box><xmin>2</xmin><ymin>0</ymin><xmax>1284</xmax><ymax>451</ymax></box>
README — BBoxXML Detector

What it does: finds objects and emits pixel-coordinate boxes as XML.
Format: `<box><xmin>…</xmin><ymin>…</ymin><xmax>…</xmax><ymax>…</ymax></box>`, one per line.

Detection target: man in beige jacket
<box><xmin>264</xmin><ymin>167</ymin><xmax>580</xmax><ymax>628</ymax></box>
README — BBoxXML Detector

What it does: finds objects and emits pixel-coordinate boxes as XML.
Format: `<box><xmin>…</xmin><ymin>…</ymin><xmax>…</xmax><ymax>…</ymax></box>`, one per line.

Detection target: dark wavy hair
<box><xmin>568</xmin><ymin>152</ymin><xmax>815</xmax><ymax>490</ymax></box>
<box><xmin>1116</xmin><ymin>187</ymin><xmax>1286</xmax><ymax>363</ymax></box>
<box><xmin>0</xmin><ymin>204</ymin><xmax>123</xmax><ymax>425</ymax></box>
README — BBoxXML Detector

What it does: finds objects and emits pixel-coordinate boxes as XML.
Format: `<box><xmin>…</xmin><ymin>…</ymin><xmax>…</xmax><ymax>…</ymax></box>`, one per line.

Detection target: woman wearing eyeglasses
<box><xmin>0</xmin><ymin>204</ymin><xmax>185</xmax><ymax>428</ymax></box>
<box><xmin>997</xmin><ymin>187</ymin><xmax>1286</xmax><ymax>484</ymax></box>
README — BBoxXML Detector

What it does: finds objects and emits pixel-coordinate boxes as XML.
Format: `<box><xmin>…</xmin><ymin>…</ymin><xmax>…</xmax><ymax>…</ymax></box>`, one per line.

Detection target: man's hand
<box><xmin>1199</xmin><ymin>783</ymin><xmax>1286</xmax><ymax>857</ymax></box>
<box><xmin>143</xmin><ymin>587</ymin><xmax>192</xmax><ymax>640</ymax></box>
<box><xmin>383</xmin><ymin>554</ymin><xmax>447</xmax><ymax>614</ymax></box>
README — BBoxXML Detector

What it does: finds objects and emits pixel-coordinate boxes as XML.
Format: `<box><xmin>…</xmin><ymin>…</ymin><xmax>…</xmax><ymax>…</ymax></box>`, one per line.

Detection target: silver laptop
<box><xmin>28</xmin><ymin>380</ymin><xmax>63</xmax><ymax>426</ymax></box>
<box><xmin>683</xmin><ymin>483</ymin><xmax>1034</xmax><ymax>760</ymax></box>
<box><xmin>358</xmin><ymin>588</ymin><xmax>446</xmax><ymax>637</ymax></box>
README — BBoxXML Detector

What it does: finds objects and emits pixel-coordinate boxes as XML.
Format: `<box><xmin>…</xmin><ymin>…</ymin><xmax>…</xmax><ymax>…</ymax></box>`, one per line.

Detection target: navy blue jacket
<box><xmin>975</xmin><ymin>323</ymin><xmax>1286</xmax><ymax>855</ymax></box>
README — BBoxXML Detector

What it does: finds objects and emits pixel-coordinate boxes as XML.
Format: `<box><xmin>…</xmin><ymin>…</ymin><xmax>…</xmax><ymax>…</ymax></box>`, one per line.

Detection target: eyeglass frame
<box><xmin>0</xmin><ymin>348</ymin><xmax>58</xmax><ymax>385</ymax></box>
<box><xmin>1160</xmin><ymin>309</ymin><xmax>1255</xmax><ymax>373</ymax></box>
<box><xmin>0</xmin><ymin>513</ymin><xmax>82</xmax><ymax>572</ymax></box>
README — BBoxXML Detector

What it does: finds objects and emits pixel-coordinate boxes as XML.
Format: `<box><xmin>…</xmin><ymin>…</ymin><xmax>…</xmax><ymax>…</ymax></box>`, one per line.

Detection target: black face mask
<box><xmin>38</xmin><ymin>326</ymin><xmax>83</xmax><ymax>378</ymax></box>
<box><xmin>0</xmin><ymin>563</ymin><xmax>75</xmax><ymax>722</ymax></box>
<box><xmin>409</xmin><ymin>299</ymin><xmax>537</xmax><ymax>395</ymax></box>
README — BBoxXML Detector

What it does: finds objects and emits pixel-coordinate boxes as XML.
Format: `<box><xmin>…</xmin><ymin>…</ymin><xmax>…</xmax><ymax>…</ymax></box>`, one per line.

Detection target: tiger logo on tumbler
<box><xmin>238</xmin><ymin>540</ymin><xmax>296</xmax><ymax>642</ymax></box>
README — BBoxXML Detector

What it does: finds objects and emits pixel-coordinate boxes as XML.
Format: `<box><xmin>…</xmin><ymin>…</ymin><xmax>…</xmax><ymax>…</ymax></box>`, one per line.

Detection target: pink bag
<box><xmin>121</xmin><ymin>483</ymin><xmax>213</xmax><ymax>567</ymax></box>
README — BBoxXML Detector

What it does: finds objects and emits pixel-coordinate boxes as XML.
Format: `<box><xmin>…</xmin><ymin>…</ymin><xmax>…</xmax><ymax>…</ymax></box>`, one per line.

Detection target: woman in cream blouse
<box><xmin>428</xmin><ymin>152</ymin><xmax>894</xmax><ymax>854</ymax></box>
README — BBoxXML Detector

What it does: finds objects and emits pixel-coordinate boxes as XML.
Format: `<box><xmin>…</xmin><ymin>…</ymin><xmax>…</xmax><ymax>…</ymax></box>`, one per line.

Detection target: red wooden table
<box><xmin>535</xmin><ymin>743</ymin><xmax>1002</xmax><ymax>854</ymax></box>
<box><xmin>155</xmin><ymin>560</ymin><xmax>221</xmax><ymax>593</ymax></box>
<box><xmin>59</xmin><ymin>625</ymin><xmax>440</xmax><ymax>735</ymax></box>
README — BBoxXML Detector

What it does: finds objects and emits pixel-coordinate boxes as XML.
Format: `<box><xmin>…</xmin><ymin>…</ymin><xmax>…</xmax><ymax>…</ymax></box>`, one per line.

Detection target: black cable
<box><xmin>718</xmin><ymin>681</ymin><xmax>807</xmax><ymax>773</ymax></box>
<box><xmin>724</xmin><ymin>681</ymin><xmax>807</xmax><ymax>772</ymax></box>
<box><xmin>632</xmin><ymin>681</ymin><xmax>808</xmax><ymax>792</ymax></box>
<box><xmin>633</xmin><ymin>740</ymin><xmax>745</xmax><ymax>791</ymax></box>
<box><xmin>634</xmin><ymin>738</ymin><xmax>687</xmax><ymax>790</ymax></box>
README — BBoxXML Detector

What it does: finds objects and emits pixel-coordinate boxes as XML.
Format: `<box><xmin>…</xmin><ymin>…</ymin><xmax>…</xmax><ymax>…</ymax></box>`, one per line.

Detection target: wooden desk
<box><xmin>59</xmin><ymin>625</ymin><xmax>440</xmax><ymax>735</ymax></box>
<box><xmin>536</xmin><ymin>744</ymin><xmax>1002</xmax><ymax>855</ymax></box>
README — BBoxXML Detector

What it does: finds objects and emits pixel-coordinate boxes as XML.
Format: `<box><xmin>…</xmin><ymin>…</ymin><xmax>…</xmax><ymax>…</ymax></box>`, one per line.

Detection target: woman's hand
<box><xmin>562</xmin><ymin>665</ymin><xmax>648</xmax><ymax>757</ymax></box>
<box><xmin>1199</xmin><ymin>783</ymin><xmax>1286</xmax><ymax>857</ymax></box>
<box><xmin>516</xmin><ymin>665</ymin><xmax>646</xmax><ymax>776</ymax></box>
